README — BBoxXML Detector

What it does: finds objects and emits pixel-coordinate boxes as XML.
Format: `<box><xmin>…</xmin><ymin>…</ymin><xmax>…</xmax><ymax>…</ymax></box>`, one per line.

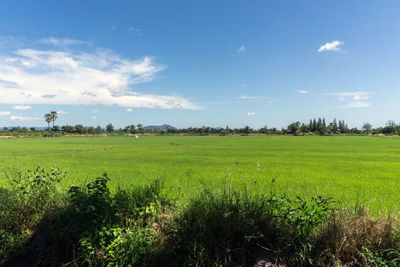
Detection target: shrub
<box><xmin>0</xmin><ymin>166</ymin><xmax>65</xmax><ymax>258</ymax></box>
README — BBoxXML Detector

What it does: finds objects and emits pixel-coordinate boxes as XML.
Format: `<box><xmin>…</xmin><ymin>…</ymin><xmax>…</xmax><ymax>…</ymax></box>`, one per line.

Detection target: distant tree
<box><xmin>87</xmin><ymin>126</ymin><xmax>95</xmax><ymax>134</ymax></box>
<box><xmin>123</xmin><ymin>126</ymin><xmax>130</xmax><ymax>133</ymax></box>
<box><xmin>62</xmin><ymin>125</ymin><xmax>74</xmax><ymax>133</ymax></box>
<box><xmin>243</xmin><ymin>125</ymin><xmax>250</xmax><ymax>135</ymax></box>
<box><xmin>44</xmin><ymin>113</ymin><xmax>52</xmax><ymax>131</ymax></box>
<box><xmin>129</xmin><ymin>124</ymin><xmax>136</xmax><ymax>134</ymax></box>
<box><xmin>137</xmin><ymin>124</ymin><xmax>143</xmax><ymax>134</ymax></box>
<box><xmin>287</xmin><ymin>121</ymin><xmax>301</xmax><ymax>135</ymax></box>
<box><xmin>50</xmin><ymin>111</ymin><xmax>58</xmax><ymax>129</ymax></box>
<box><xmin>30</xmin><ymin>127</ymin><xmax>36</xmax><ymax>132</ymax></box>
<box><xmin>312</xmin><ymin>118</ymin><xmax>317</xmax><ymax>132</ymax></box>
<box><xmin>106</xmin><ymin>123</ymin><xmax>114</xmax><ymax>133</ymax></box>
<box><xmin>362</xmin><ymin>123</ymin><xmax>373</xmax><ymax>132</ymax></box>
<box><xmin>300</xmin><ymin>123</ymin><xmax>309</xmax><ymax>134</ymax></box>
<box><xmin>331</xmin><ymin>118</ymin><xmax>338</xmax><ymax>134</ymax></box>
<box><xmin>95</xmin><ymin>125</ymin><xmax>102</xmax><ymax>134</ymax></box>
<box><xmin>382</xmin><ymin>121</ymin><xmax>396</xmax><ymax>134</ymax></box>
<box><xmin>75</xmin><ymin>124</ymin><xmax>86</xmax><ymax>134</ymax></box>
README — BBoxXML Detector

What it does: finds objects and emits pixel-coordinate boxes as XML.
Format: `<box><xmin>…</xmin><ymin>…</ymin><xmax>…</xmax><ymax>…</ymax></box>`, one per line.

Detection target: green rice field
<box><xmin>1</xmin><ymin>135</ymin><xmax>400</xmax><ymax>214</ymax></box>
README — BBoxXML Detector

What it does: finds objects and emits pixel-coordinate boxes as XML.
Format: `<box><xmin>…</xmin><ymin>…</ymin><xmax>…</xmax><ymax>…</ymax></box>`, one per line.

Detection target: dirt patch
<box><xmin>64</xmin><ymin>134</ymin><xmax>108</xmax><ymax>137</ymax></box>
<box><xmin>0</xmin><ymin>136</ymin><xmax>24</xmax><ymax>139</ymax></box>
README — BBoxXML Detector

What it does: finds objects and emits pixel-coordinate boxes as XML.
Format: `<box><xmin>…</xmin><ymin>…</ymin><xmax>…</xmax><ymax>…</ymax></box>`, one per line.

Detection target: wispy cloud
<box><xmin>0</xmin><ymin>111</ymin><xmax>10</xmax><ymax>116</ymax></box>
<box><xmin>326</xmin><ymin>92</ymin><xmax>371</xmax><ymax>101</ymax></box>
<box><xmin>57</xmin><ymin>110</ymin><xmax>70</xmax><ymax>114</ymax></box>
<box><xmin>337</xmin><ymin>102</ymin><xmax>370</xmax><ymax>109</ymax></box>
<box><xmin>238</xmin><ymin>45</ymin><xmax>245</xmax><ymax>53</ymax></box>
<box><xmin>12</xmin><ymin>105</ymin><xmax>32</xmax><ymax>111</ymax></box>
<box><xmin>128</xmin><ymin>26</ymin><xmax>142</xmax><ymax>34</ymax></box>
<box><xmin>318</xmin><ymin>40</ymin><xmax>343</xmax><ymax>52</ymax></box>
<box><xmin>9</xmin><ymin>115</ymin><xmax>40</xmax><ymax>121</ymax></box>
<box><xmin>325</xmin><ymin>92</ymin><xmax>372</xmax><ymax>109</ymax></box>
<box><xmin>126</xmin><ymin>108</ymin><xmax>134</xmax><ymax>112</ymax></box>
<box><xmin>298</xmin><ymin>90</ymin><xmax>308</xmax><ymax>94</ymax></box>
<box><xmin>239</xmin><ymin>95</ymin><xmax>267</xmax><ymax>100</ymax></box>
<box><xmin>247</xmin><ymin>112</ymin><xmax>255</xmax><ymax>116</ymax></box>
<box><xmin>91</xmin><ymin>116</ymin><xmax>97</xmax><ymax>120</ymax></box>
<box><xmin>0</xmin><ymin>38</ymin><xmax>200</xmax><ymax>110</ymax></box>
<box><xmin>38</xmin><ymin>37</ymin><xmax>90</xmax><ymax>46</ymax></box>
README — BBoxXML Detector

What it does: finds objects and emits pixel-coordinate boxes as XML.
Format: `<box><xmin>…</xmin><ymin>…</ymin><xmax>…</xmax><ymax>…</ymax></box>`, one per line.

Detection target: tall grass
<box><xmin>1</xmin><ymin>166</ymin><xmax>400</xmax><ymax>266</ymax></box>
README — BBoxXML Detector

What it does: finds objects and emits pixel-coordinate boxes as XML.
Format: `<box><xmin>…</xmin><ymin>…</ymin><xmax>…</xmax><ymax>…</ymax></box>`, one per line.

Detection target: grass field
<box><xmin>1</xmin><ymin>135</ymin><xmax>399</xmax><ymax>214</ymax></box>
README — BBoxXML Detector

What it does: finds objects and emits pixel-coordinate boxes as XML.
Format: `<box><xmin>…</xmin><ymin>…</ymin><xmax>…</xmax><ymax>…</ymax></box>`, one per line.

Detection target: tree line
<box><xmin>0</xmin><ymin>112</ymin><xmax>399</xmax><ymax>136</ymax></box>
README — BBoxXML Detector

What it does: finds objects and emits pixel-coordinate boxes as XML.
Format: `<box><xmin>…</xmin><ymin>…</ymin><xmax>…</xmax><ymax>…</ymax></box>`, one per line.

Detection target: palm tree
<box><xmin>44</xmin><ymin>114</ymin><xmax>52</xmax><ymax>131</ymax></box>
<box><xmin>50</xmin><ymin>111</ymin><xmax>58</xmax><ymax>129</ymax></box>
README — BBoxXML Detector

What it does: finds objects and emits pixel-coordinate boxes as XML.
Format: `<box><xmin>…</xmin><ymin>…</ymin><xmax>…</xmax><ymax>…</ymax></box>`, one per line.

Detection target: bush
<box><xmin>0</xmin><ymin>166</ymin><xmax>65</xmax><ymax>258</ymax></box>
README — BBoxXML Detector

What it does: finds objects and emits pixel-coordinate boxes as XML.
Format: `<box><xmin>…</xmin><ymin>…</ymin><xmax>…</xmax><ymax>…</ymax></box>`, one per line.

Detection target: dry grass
<box><xmin>315</xmin><ymin>208</ymin><xmax>400</xmax><ymax>266</ymax></box>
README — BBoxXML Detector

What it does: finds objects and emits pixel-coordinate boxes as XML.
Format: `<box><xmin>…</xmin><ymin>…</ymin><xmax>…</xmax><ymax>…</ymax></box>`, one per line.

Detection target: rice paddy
<box><xmin>1</xmin><ymin>135</ymin><xmax>400</xmax><ymax>214</ymax></box>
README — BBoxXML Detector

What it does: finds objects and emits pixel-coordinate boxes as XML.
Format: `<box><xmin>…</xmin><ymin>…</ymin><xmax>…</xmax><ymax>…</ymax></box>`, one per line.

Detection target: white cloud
<box><xmin>9</xmin><ymin>115</ymin><xmax>40</xmax><ymax>121</ymax></box>
<box><xmin>12</xmin><ymin>105</ymin><xmax>31</xmax><ymax>111</ymax></box>
<box><xmin>128</xmin><ymin>26</ymin><xmax>142</xmax><ymax>33</ymax></box>
<box><xmin>318</xmin><ymin>40</ymin><xmax>343</xmax><ymax>52</ymax></box>
<box><xmin>0</xmin><ymin>39</ymin><xmax>200</xmax><ymax>110</ymax></box>
<box><xmin>126</xmin><ymin>108</ymin><xmax>134</xmax><ymax>112</ymax></box>
<box><xmin>0</xmin><ymin>111</ymin><xmax>10</xmax><ymax>116</ymax></box>
<box><xmin>298</xmin><ymin>90</ymin><xmax>308</xmax><ymax>94</ymax></box>
<box><xmin>38</xmin><ymin>37</ymin><xmax>89</xmax><ymax>46</ymax></box>
<box><xmin>239</xmin><ymin>95</ymin><xmax>266</xmax><ymax>100</ymax></box>
<box><xmin>338</xmin><ymin>102</ymin><xmax>370</xmax><ymax>108</ymax></box>
<box><xmin>247</xmin><ymin>112</ymin><xmax>256</xmax><ymax>116</ymax></box>
<box><xmin>91</xmin><ymin>116</ymin><xmax>97</xmax><ymax>120</ymax></box>
<box><xmin>57</xmin><ymin>110</ymin><xmax>70</xmax><ymax>114</ymax></box>
<box><xmin>238</xmin><ymin>46</ymin><xmax>245</xmax><ymax>53</ymax></box>
<box><xmin>326</xmin><ymin>92</ymin><xmax>371</xmax><ymax>101</ymax></box>
<box><xmin>325</xmin><ymin>92</ymin><xmax>372</xmax><ymax>109</ymax></box>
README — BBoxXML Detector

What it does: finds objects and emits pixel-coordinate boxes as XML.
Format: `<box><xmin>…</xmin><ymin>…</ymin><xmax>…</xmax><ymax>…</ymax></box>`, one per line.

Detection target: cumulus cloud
<box><xmin>318</xmin><ymin>40</ymin><xmax>343</xmax><ymax>52</ymax></box>
<box><xmin>12</xmin><ymin>105</ymin><xmax>32</xmax><ymax>111</ymax></box>
<box><xmin>238</xmin><ymin>46</ymin><xmax>245</xmax><ymax>53</ymax></box>
<box><xmin>0</xmin><ymin>111</ymin><xmax>10</xmax><ymax>116</ymax></box>
<box><xmin>126</xmin><ymin>108</ymin><xmax>134</xmax><ymax>112</ymax></box>
<box><xmin>298</xmin><ymin>90</ymin><xmax>308</xmax><ymax>94</ymax></box>
<box><xmin>247</xmin><ymin>112</ymin><xmax>255</xmax><ymax>116</ymax></box>
<box><xmin>0</xmin><ymin>39</ymin><xmax>200</xmax><ymax>110</ymax></box>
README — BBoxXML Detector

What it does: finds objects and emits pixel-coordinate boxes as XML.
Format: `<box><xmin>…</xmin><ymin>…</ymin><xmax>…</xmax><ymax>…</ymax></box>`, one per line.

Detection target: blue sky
<box><xmin>0</xmin><ymin>1</ymin><xmax>399</xmax><ymax>129</ymax></box>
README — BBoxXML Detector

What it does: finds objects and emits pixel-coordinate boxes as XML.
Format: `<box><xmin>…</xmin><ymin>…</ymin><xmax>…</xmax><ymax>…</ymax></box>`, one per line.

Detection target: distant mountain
<box><xmin>144</xmin><ymin>124</ymin><xmax>177</xmax><ymax>131</ymax></box>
